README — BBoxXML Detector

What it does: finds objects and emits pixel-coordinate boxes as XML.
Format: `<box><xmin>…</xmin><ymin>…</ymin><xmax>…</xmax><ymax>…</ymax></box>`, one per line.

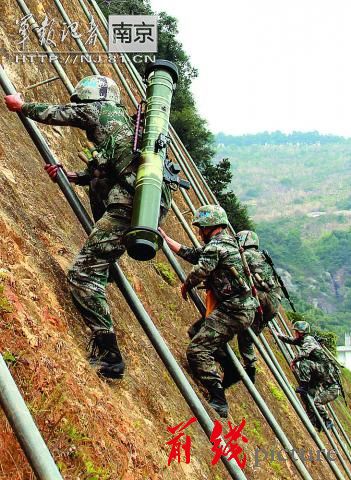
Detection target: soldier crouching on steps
<box><xmin>4</xmin><ymin>75</ymin><xmax>170</xmax><ymax>380</ymax></box>
<box><xmin>277</xmin><ymin>321</ymin><xmax>340</xmax><ymax>430</ymax></box>
<box><xmin>159</xmin><ymin>205</ymin><xmax>258</xmax><ymax>418</ymax></box>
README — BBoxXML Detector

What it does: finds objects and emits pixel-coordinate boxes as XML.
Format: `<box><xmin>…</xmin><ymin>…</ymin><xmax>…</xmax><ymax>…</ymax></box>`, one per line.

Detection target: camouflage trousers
<box><xmin>238</xmin><ymin>288</ymin><xmax>281</xmax><ymax>366</ymax></box>
<box><xmin>296</xmin><ymin>359</ymin><xmax>340</xmax><ymax>421</ymax></box>
<box><xmin>67</xmin><ymin>191</ymin><xmax>166</xmax><ymax>333</ymax></box>
<box><xmin>186</xmin><ymin>303</ymin><xmax>255</xmax><ymax>394</ymax></box>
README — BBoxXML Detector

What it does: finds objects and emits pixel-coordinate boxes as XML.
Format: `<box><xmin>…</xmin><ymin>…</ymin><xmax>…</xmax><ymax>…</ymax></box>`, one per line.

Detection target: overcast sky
<box><xmin>150</xmin><ymin>0</ymin><xmax>351</xmax><ymax>136</ymax></box>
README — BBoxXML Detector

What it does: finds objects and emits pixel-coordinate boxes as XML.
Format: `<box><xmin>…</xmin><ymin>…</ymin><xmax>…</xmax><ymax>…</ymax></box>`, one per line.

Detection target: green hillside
<box><xmin>215</xmin><ymin>132</ymin><xmax>351</xmax><ymax>342</ymax></box>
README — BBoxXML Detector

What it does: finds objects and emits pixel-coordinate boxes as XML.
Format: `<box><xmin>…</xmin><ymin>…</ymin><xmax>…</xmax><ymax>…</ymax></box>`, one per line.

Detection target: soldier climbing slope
<box><xmin>277</xmin><ymin>321</ymin><xmax>340</xmax><ymax>430</ymax></box>
<box><xmin>4</xmin><ymin>75</ymin><xmax>171</xmax><ymax>380</ymax></box>
<box><xmin>159</xmin><ymin>205</ymin><xmax>258</xmax><ymax>418</ymax></box>
<box><xmin>234</xmin><ymin>230</ymin><xmax>283</xmax><ymax>385</ymax></box>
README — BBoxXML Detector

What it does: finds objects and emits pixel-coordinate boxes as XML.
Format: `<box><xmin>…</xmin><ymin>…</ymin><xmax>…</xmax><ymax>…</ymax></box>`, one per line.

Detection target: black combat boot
<box><xmin>208</xmin><ymin>384</ymin><xmax>229</xmax><ymax>418</ymax></box>
<box><xmin>245</xmin><ymin>365</ymin><xmax>256</xmax><ymax>384</ymax></box>
<box><xmin>89</xmin><ymin>330</ymin><xmax>125</xmax><ymax>379</ymax></box>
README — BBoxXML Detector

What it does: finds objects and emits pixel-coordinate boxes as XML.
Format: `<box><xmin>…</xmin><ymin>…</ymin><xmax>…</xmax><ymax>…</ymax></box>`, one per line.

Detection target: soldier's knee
<box><xmin>67</xmin><ymin>267</ymin><xmax>92</xmax><ymax>297</ymax></box>
<box><xmin>187</xmin><ymin>341</ymin><xmax>208</xmax><ymax>367</ymax></box>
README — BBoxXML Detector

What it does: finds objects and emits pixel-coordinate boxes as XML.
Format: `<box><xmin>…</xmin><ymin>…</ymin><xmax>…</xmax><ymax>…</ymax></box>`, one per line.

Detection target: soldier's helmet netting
<box><xmin>192</xmin><ymin>205</ymin><xmax>229</xmax><ymax>228</ymax></box>
<box><xmin>70</xmin><ymin>76</ymin><xmax>121</xmax><ymax>103</ymax></box>
<box><xmin>293</xmin><ymin>321</ymin><xmax>310</xmax><ymax>334</ymax></box>
<box><xmin>237</xmin><ymin>230</ymin><xmax>259</xmax><ymax>248</ymax></box>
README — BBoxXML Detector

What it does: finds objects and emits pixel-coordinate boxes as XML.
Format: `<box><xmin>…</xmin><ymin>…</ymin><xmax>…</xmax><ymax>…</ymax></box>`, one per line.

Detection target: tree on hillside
<box><xmin>202</xmin><ymin>158</ymin><xmax>254</xmax><ymax>231</ymax></box>
<box><xmin>170</xmin><ymin>107</ymin><xmax>215</xmax><ymax>168</ymax></box>
<box><xmin>202</xmin><ymin>158</ymin><xmax>232</xmax><ymax>194</ymax></box>
<box><xmin>98</xmin><ymin>0</ymin><xmax>152</xmax><ymax>16</ymax></box>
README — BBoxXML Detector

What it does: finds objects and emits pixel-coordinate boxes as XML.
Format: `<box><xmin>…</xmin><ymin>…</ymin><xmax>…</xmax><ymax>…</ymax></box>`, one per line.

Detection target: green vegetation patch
<box><xmin>2</xmin><ymin>351</ymin><xmax>17</xmax><ymax>365</ymax></box>
<box><xmin>153</xmin><ymin>262</ymin><xmax>177</xmax><ymax>286</ymax></box>
<box><xmin>270</xmin><ymin>460</ymin><xmax>283</xmax><ymax>474</ymax></box>
<box><xmin>268</xmin><ymin>382</ymin><xmax>285</xmax><ymax>402</ymax></box>
<box><xmin>0</xmin><ymin>280</ymin><xmax>12</xmax><ymax>314</ymax></box>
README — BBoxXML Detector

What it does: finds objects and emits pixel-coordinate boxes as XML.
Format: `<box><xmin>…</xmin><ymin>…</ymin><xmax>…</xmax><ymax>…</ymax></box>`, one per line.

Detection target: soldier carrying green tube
<box><xmin>124</xmin><ymin>60</ymin><xmax>189</xmax><ymax>260</ymax></box>
<box><xmin>3</xmin><ymin>61</ymin><xmax>184</xmax><ymax>380</ymax></box>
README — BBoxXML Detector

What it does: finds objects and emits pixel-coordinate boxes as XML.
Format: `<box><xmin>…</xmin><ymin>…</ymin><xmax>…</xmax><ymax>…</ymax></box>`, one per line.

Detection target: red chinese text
<box><xmin>166</xmin><ymin>416</ymin><xmax>197</xmax><ymax>466</ymax></box>
<box><xmin>210</xmin><ymin>418</ymin><xmax>248</xmax><ymax>469</ymax></box>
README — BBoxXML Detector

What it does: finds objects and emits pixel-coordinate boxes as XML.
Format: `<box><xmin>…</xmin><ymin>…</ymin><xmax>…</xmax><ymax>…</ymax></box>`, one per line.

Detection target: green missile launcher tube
<box><xmin>124</xmin><ymin>60</ymin><xmax>178</xmax><ymax>261</ymax></box>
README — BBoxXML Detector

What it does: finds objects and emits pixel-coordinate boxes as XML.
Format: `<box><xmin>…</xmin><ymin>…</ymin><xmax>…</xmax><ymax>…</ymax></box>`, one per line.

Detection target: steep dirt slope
<box><xmin>0</xmin><ymin>1</ymin><xmax>350</xmax><ymax>479</ymax></box>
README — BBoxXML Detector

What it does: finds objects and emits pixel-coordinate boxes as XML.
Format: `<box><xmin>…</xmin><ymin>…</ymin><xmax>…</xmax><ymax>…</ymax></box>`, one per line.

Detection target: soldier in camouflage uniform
<box><xmin>5</xmin><ymin>76</ymin><xmax>170</xmax><ymax>379</ymax></box>
<box><xmin>160</xmin><ymin>205</ymin><xmax>258</xmax><ymax>418</ymax></box>
<box><xmin>278</xmin><ymin>321</ymin><xmax>340</xmax><ymax>430</ymax></box>
<box><xmin>233</xmin><ymin>230</ymin><xmax>283</xmax><ymax>384</ymax></box>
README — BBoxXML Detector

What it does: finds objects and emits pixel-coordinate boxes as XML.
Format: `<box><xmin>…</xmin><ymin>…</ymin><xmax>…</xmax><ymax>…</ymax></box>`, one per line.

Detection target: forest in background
<box><xmin>216</xmin><ymin>132</ymin><xmax>351</xmax><ymax>343</ymax></box>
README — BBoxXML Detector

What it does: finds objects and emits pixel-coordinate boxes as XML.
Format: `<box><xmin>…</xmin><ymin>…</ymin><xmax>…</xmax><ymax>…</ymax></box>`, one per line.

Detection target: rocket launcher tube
<box><xmin>124</xmin><ymin>60</ymin><xmax>178</xmax><ymax>261</ymax></box>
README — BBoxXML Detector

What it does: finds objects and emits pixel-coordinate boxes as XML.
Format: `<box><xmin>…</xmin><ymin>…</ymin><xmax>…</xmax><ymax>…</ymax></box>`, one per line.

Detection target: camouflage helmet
<box><xmin>192</xmin><ymin>205</ymin><xmax>228</xmax><ymax>228</ymax></box>
<box><xmin>70</xmin><ymin>75</ymin><xmax>120</xmax><ymax>103</ymax></box>
<box><xmin>237</xmin><ymin>230</ymin><xmax>259</xmax><ymax>249</ymax></box>
<box><xmin>293</xmin><ymin>321</ymin><xmax>310</xmax><ymax>334</ymax></box>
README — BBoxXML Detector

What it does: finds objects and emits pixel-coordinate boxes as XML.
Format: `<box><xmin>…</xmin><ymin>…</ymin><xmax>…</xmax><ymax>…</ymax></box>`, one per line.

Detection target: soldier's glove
<box><xmin>181</xmin><ymin>283</ymin><xmax>189</xmax><ymax>301</ymax></box>
<box><xmin>4</xmin><ymin>93</ymin><xmax>24</xmax><ymax>112</ymax></box>
<box><xmin>44</xmin><ymin>164</ymin><xmax>78</xmax><ymax>183</ymax></box>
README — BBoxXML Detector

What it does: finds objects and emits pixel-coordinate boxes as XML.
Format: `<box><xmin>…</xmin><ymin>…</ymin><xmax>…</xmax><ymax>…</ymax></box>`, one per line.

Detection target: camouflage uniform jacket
<box><xmin>280</xmin><ymin>334</ymin><xmax>340</xmax><ymax>386</ymax></box>
<box><xmin>22</xmin><ymin>101</ymin><xmax>171</xmax><ymax>214</ymax></box>
<box><xmin>279</xmin><ymin>334</ymin><xmax>329</xmax><ymax>363</ymax></box>
<box><xmin>178</xmin><ymin>231</ymin><xmax>258</xmax><ymax>310</ymax></box>
<box><xmin>244</xmin><ymin>248</ymin><xmax>281</xmax><ymax>294</ymax></box>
